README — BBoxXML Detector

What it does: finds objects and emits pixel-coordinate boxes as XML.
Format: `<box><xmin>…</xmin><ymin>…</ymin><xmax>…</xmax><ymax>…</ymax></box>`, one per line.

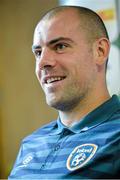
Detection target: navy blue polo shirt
<box><xmin>9</xmin><ymin>95</ymin><xmax>120</xmax><ymax>179</ymax></box>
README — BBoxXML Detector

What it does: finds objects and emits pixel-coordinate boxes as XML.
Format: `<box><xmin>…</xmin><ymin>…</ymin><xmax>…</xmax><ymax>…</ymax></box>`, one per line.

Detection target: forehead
<box><xmin>33</xmin><ymin>10</ymin><xmax>83</xmax><ymax>45</ymax></box>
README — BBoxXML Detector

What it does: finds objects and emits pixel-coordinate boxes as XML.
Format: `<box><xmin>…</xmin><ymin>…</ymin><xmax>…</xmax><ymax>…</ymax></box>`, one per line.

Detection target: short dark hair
<box><xmin>41</xmin><ymin>6</ymin><xmax>109</xmax><ymax>40</ymax></box>
<box><xmin>39</xmin><ymin>6</ymin><xmax>109</xmax><ymax>70</ymax></box>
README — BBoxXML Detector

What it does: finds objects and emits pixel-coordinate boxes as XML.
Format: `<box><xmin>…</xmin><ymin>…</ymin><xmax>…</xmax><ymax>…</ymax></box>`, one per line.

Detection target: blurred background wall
<box><xmin>0</xmin><ymin>0</ymin><xmax>120</xmax><ymax>179</ymax></box>
<box><xmin>0</xmin><ymin>0</ymin><xmax>58</xmax><ymax>178</ymax></box>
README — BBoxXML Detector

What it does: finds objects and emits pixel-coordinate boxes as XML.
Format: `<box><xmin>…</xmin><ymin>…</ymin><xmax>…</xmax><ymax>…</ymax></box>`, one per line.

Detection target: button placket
<box><xmin>40</xmin><ymin>130</ymin><xmax>70</xmax><ymax>170</ymax></box>
<box><xmin>54</xmin><ymin>144</ymin><xmax>60</xmax><ymax>151</ymax></box>
<box><xmin>41</xmin><ymin>163</ymin><xmax>45</xmax><ymax>169</ymax></box>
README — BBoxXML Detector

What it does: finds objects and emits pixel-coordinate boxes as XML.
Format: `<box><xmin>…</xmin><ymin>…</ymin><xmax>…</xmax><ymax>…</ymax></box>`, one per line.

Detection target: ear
<box><xmin>93</xmin><ymin>38</ymin><xmax>110</xmax><ymax>66</ymax></box>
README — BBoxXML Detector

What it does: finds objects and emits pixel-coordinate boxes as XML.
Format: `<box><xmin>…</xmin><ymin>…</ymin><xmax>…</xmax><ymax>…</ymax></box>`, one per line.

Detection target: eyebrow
<box><xmin>32</xmin><ymin>45</ymin><xmax>41</xmax><ymax>52</ymax></box>
<box><xmin>32</xmin><ymin>37</ymin><xmax>74</xmax><ymax>51</ymax></box>
<box><xmin>47</xmin><ymin>37</ymin><xmax>74</xmax><ymax>45</ymax></box>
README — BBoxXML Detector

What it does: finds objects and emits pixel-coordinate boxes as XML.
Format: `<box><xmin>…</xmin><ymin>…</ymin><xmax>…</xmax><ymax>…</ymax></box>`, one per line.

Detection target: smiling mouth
<box><xmin>45</xmin><ymin>76</ymin><xmax>66</xmax><ymax>84</ymax></box>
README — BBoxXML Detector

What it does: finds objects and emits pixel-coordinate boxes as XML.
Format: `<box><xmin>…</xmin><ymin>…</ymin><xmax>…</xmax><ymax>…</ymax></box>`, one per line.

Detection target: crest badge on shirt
<box><xmin>66</xmin><ymin>143</ymin><xmax>98</xmax><ymax>171</ymax></box>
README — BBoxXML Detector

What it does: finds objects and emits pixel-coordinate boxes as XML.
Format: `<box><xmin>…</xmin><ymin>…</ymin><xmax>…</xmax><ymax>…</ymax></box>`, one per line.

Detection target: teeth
<box><xmin>46</xmin><ymin>77</ymin><xmax>63</xmax><ymax>84</ymax></box>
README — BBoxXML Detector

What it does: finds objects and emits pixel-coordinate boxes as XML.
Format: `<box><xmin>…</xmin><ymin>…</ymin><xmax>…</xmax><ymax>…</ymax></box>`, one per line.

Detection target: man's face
<box><xmin>32</xmin><ymin>10</ymin><xmax>97</xmax><ymax>111</ymax></box>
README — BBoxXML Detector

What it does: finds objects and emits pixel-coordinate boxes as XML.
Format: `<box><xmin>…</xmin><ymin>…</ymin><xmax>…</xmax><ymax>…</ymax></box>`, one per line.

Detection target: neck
<box><xmin>59</xmin><ymin>91</ymin><xmax>110</xmax><ymax>127</ymax></box>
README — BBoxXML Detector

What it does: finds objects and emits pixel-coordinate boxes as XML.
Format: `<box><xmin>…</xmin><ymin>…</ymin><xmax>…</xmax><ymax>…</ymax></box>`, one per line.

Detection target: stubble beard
<box><xmin>45</xmin><ymin>70</ymin><xmax>97</xmax><ymax>112</ymax></box>
<box><xmin>45</xmin><ymin>83</ymin><xmax>90</xmax><ymax>112</ymax></box>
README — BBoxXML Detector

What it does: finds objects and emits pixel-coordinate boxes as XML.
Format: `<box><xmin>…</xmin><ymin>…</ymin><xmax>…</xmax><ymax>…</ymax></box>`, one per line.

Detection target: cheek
<box><xmin>35</xmin><ymin>65</ymin><xmax>39</xmax><ymax>77</ymax></box>
<box><xmin>71</xmin><ymin>57</ymin><xmax>95</xmax><ymax>82</ymax></box>
<box><xmin>35</xmin><ymin>64</ymin><xmax>41</xmax><ymax>81</ymax></box>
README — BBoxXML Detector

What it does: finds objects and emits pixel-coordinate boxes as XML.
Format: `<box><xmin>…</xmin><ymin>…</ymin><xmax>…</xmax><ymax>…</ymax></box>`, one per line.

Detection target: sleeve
<box><xmin>114</xmin><ymin>131</ymin><xmax>120</xmax><ymax>178</ymax></box>
<box><xmin>8</xmin><ymin>142</ymin><xmax>25</xmax><ymax>179</ymax></box>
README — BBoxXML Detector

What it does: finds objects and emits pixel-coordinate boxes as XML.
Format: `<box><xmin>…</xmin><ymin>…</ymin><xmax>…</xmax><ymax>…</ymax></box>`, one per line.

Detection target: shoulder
<box><xmin>109</xmin><ymin>108</ymin><xmax>120</xmax><ymax>124</ymax></box>
<box><xmin>22</xmin><ymin>119</ymin><xmax>57</xmax><ymax>143</ymax></box>
<box><xmin>104</xmin><ymin>95</ymin><xmax>120</xmax><ymax>125</ymax></box>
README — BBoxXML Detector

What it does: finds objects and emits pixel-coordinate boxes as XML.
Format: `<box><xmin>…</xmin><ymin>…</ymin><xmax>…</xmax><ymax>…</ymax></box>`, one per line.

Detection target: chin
<box><xmin>46</xmin><ymin>98</ymin><xmax>62</xmax><ymax>110</ymax></box>
<box><xmin>46</xmin><ymin>96</ymin><xmax>57</xmax><ymax>106</ymax></box>
<box><xmin>46</xmin><ymin>99</ymin><xmax>74</xmax><ymax>111</ymax></box>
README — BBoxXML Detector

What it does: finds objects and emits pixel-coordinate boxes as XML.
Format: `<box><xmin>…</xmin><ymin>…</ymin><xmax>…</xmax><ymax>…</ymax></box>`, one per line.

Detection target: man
<box><xmin>9</xmin><ymin>6</ymin><xmax>120</xmax><ymax>179</ymax></box>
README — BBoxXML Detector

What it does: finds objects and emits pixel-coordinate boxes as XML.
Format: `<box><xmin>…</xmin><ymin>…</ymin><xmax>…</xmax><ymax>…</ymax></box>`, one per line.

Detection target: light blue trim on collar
<box><xmin>50</xmin><ymin>95</ymin><xmax>120</xmax><ymax>135</ymax></box>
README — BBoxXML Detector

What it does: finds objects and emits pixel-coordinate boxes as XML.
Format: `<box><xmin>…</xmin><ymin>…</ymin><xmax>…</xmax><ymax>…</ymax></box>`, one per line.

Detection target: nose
<box><xmin>36</xmin><ymin>48</ymin><xmax>56</xmax><ymax>70</ymax></box>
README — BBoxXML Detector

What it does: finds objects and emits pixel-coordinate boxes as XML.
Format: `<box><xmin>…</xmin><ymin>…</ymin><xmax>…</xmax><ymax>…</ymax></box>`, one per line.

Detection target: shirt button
<box><xmin>54</xmin><ymin>144</ymin><xmax>60</xmax><ymax>151</ymax></box>
<box><xmin>41</xmin><ymin>164</ymin><xmax>45</xmax><ymax>169</ymax></box>
<box><xmin>63</xmin><ymin>131</ymin><xmax>68</xmax><ymax>135</ymax></box>
<box><xmin>62</xmin><ymin>129</ymin><xmax>70</xmax><ymax>135</ymax></box>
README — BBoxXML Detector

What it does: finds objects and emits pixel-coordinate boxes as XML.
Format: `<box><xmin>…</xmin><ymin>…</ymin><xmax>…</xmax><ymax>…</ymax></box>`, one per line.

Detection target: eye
<box><xmin>34</xmin><ymin>49</ymin><xmax>41</xmax><ymax>58</ymax></box>
<box><xmin>55</xmin><ymin>43</ymin><xmax>68</xmax><ymax>52</ymax></box>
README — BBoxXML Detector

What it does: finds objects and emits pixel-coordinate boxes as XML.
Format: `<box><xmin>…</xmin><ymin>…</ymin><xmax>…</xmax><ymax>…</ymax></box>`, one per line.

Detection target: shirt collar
<box><xmin>50</xmin><ymin>95</ymin><xmax>120</xmax><ymax>135</ymax></box>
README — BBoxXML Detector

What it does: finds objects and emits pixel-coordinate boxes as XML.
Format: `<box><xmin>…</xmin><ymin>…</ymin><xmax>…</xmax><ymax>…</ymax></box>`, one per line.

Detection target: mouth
<box><xmin>44</xmin><ymin>76</ymin><xmax>66</xmax><ymax>84</ymax></box>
